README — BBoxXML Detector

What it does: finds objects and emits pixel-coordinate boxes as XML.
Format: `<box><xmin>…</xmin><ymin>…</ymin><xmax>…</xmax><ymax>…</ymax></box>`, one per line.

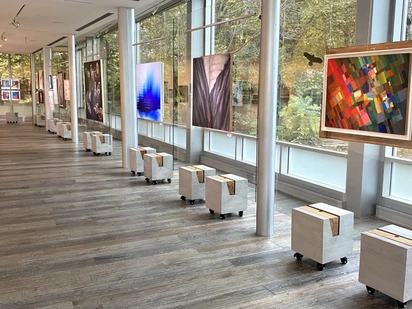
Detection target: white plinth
<box><xmin>129</xmin><ymin>147</ymin><xmax>156</xmax><ymax>175</ymax></box>
<box><xmin>48</xmin><ymin>119</ymin><xmax>61</xmax><ymax>134</ymax></box>
<box><xmin>82</xmin><ymin>131</ymin><xmax>101</xmax><ymax>151</ymax></box>
<box><xmin>57</xmin><ymin>122</ymin><xmax>67</xmax><ymax>137</ymax></box>
<box><xmin>36</xmin><ymin>114</ymin><xmax>45</xmax><ymax>127</ymax></box>
<box><xmin>291</xmin><ymin>203</ymin><xmax>354</xmax><ymax>267</ymax></box>
<box><xmin>205</xmin><ymin>174</ymin><xmax>248</xmax><ymax>218</ymax></box>
<box><xmin>179</xmin><ymin>165</ymin><xmax>216</xmax><ymax>203</ymax></box>
<box><xmin>143</xmin><ymin>152</ymin><xmax>173</xmax><ymax>183</ymax></box>
<box><xmin>61</xmin><ymin>123</ymin><xmax>72</xmax><ymax>140</ymax></box>
<box><xmin>6</xmin><ymin>112</ymin><xmax>18</xmax><ymax>123</ymax></box>
<box><xmin>359</xmin><ymin>224</ymin><xmax>412</xmax><ymax>303</ymax></box>
<box><xmin>91</xmin><ymin>134</ymin><xmax>113</xmax><ymax>155</ymax></box>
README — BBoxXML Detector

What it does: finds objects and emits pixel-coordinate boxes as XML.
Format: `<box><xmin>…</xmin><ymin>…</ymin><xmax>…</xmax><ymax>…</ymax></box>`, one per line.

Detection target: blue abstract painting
<box><xmin>136</xmin><ymin>62</ymin><xmax>164</xmax><ymax>122</ymax></box>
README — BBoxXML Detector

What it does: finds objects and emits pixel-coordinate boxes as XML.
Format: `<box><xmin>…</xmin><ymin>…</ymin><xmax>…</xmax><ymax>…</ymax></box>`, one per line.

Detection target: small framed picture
<box><xmin>11</xmin><ymin>79</ymin><xmax>20</xmax><ymax>89</ymax></box>
<box><xmin>1</xmin><ymin>90</ymin><xmax>10</xmax><ymax>100</ymax></box>
<box><xmin>1</xmin><ymin>79</ymin><xmax>10</xmax><ymax>89</ymax></box>
<box><xmin>11</xmin><ymin>90</ymin><xmax>20</xmax><ymax>101</ymax></box>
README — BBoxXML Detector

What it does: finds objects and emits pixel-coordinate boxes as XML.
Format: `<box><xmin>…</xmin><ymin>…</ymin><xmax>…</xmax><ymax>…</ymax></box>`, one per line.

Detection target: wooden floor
<box><xmin>0</xmin><ymin>122</ymin><xmax>400</xmax><ymax>309</ymax></box>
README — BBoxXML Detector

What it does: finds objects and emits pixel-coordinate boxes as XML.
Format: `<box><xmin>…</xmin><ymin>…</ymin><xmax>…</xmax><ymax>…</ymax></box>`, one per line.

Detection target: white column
<box><xmin>118</xmin><ymin>7</ymin><xmax>137</xmax><ymax>168</ymax></box>
<box><xmin>346</xmin><ymin>0</ymin><xmax>406</xmax><ymax>218</ymax></box>
<box><xmin>68</xmin><ymin>34</ymin><xmax>78</xmax><ymax>143</ymax></box>
<box><xmin>42</xmin><ymin>47</ymin><xmax>52</xmax><ymax>123</ymax></box>
<box><xmin>256</xmin><ymin>0</ymin><xmax>281</xmax><ymax>237</ymax></box>
<box><xmin>185</xmin><ymin>0</ymin><xmax>205</xmax><ymax>164</ymax></box>
<box><xmin>30</xmin><ymin>54</ymin><xmax>37</xmax><ymax>123</ymax></box>
<box><xmin>8</xmin><ymin>54</ymin><xmax>13</xmax><ymax>113</ymax></box>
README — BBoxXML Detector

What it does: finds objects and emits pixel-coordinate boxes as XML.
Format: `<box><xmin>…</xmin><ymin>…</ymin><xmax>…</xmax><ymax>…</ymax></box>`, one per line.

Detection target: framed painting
<box><xmin>1</xmin><ymin>90</ymin><xmax>10</xmax><ymax>100</ymax></box>
<box><xmin>321</xmin><ymin>49</ymin><xmax>412</xmax><ymax>141</ymax></box>
<box><xmin>84</xmin><ymin>60</ymin><xmax>104</xmax><ymax>122</ymax></box>
<box><xmin>11</xmin><ymin>90</ymin><xmax>20</xmax><ymax>101</ymax></box>
<box><xmin>11</xmin><ymin>79</ymin><xmax>20</xmax><ymax>90</ymax></box>
<box><xmin>57</xmin><ymin>72</ymin><xmax>65</xmax><ymax>108</ymax></box>
<box><xmin>136</xmin><ymin>62</ymin><xmax>164</xmax><ymax>122</ymax></box>
<box><xmin>192</xmin><ymin>53</ymin><xmax>233</xmax><ymax>131</ymax></box>
<box><xmin>1</xmin><ymin>79</ymin><xmax>10</xmax><ymax>89</ymax></box>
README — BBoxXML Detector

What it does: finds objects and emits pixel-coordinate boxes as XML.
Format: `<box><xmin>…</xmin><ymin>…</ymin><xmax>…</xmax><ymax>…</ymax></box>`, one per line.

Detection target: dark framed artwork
<box><xmin>192</xmin><ymin>53</ymin><xmax>233</xmax><ymax>131</ymax></box>
<box><xmin>84</xmin><ymin>60</ymin><xmax>104</xmax><ymax>122</ymax></box>
<box><xmin>57</xmin><ymin>72</ymin><xmax>65</xmax><ymax>108</ymax></box>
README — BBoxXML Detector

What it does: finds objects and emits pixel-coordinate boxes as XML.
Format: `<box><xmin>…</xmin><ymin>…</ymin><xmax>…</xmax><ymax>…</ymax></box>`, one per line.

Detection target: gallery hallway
<box><xmin>0</xmin><ymin>122</ymin><xmax>397</xmax><ymax>309</ymax></box>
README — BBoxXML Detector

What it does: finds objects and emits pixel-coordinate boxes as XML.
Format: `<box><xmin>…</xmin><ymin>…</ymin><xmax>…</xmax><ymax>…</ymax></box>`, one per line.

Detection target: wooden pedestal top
<box><xmin>99</xmin><ymin>135</ymin><xmax>105</xmax><ymax>143</ymax></box>
<box><xmin>135</xmin><ymin>148</ymin><xmax>147</xmax><ymax>159</ymax></box>
<box><xmin>370</xmin><ymin>229</ymin><xmax>412</xmax><ymax>247</ymax></box>
<box><xmin>153</xmin><ymin>154</ymin><xmax>163</xmax><ymax>167</ymax></box>
<box><xmin>212</xmin><ymin>175</ymin><xmax>235</xmax><ymax>195</ymax></box>
<box><xmin>186</xmin><ymin>166</ymin><xmax>204</xmax><ymax>183</ymax></box>
<box><xmin>300</xmin><ymin>205</ymin><xmax>339</xmax><ymax>237</ymax></box>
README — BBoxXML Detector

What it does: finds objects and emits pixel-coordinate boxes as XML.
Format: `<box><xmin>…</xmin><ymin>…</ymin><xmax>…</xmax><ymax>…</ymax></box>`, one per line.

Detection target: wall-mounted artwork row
<box><xmin>321</xmin><ymin>46</ymin><xmax>412</xmax><ymax>143</ymax></box>
<box><xmin>136</xmin><ymin>62</ymin><xmax>164</xmax><ymax>122</ymax></box>
<box><xmin>192</xmin><ymin>53</ymin><xmax>233</xmax><ymax>132</ymax></box>
<box><xmin>84</xmin><ymin>60</ymin><xmax>104</xmax><ymax>122</ymax></box>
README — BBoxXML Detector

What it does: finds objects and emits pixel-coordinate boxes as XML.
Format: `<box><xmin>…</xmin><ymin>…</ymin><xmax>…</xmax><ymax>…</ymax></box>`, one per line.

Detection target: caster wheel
<box><xmin>93</xmin><ymin>152</ymin><xmax>97</xmax><ymax>156</ymax></box>
<box><xmin>137</xmin><ymin>172</ymin><xmax>142</xmax><ymax>176</ymax></box>
<box><xmin>105</xmin><ymin>152</ymin><xmax>107</xmax><ymax>155</ymax></box>
<box><xmin>152</xmin><ymin>181</ymin><xmax>157</xmax><ymax>185</ymax></box>
<box><xmin>220</xmin><ymin>214</ymin><xmax>227</xmax><ymax>220</ymax></box>
<box><xmin>190</xmin><ymin>200</ymin><xmax>195</xmax><ymax>205</ymax></box>
<box><xmin>293</xmin><ymin>253</ymin><xmax>303</xmax><ymax>261</ymax></box>
<box><xmin>109</xmin><ymin>152</ymin><xmax>112</xmax><ymax>156</ymax></box>
<box><xmin>209</xmin><ymin>209</ymin><xmax>214</xmax><ymax>214</ymax></box>
<box><xmin>340</xmin><ymin>257</ymin><xmax>347</xmax><ymax>264</ymax></box>
<box><xmin>97</xmin><ymin>153</ymin><xmax>100</xmax><ymax>156</ymax></box>
<box><xmin>397</xmin><ymin>301</ymin><xmax>406</xmax><ymax>308</ymax></box>
<box><xmin>239</xmin><ymin>211</ymin><xmax>243</xmax><ymax>217</ymax></box>
<box><xmin>366</xmin><ymin>286</ymin><xmax>375</xmax><ymax>295</ymax></box>
<box><xmin>167</xmin><ymin>178</ymin><xmax>171</xmax><ymax>183</ymax></box>
<box><xmin>180</xmin><ymin>196</ymin><xmax>186</xmax><ymax>201</ymax></box>
<box><xmin>317</xmin><ymin>263</ymin><xmax>324</xmax><ymax>271</ymax></box>
<box><xmin>131</xmin><ymin>171</ymin><xmax>135</xmax><ymax>175</ymax></box>
<box><xmin>145</xmin><ymin>178</ymin><xmax>149</xmax><ymax>183</ymax></box>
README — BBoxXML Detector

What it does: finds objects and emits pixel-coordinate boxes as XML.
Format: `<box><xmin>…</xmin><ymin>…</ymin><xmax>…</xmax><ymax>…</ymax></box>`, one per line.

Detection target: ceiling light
<box><xmin>11</xmin><ymin>18</ymin><xmax>20</xmax><ymax>28</ymax></box>
<box><xmin>0</xmin><ymin>32</ymin><xmax>7</xmax><ymax>42</ymax></box>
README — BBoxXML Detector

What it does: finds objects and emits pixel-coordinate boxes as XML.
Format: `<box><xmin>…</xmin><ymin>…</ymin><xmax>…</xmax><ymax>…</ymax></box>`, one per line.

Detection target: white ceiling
<box><xmin>0</xmin><ymin>0</ymin><xmax>176</xmax><ymax>54</ymax></box>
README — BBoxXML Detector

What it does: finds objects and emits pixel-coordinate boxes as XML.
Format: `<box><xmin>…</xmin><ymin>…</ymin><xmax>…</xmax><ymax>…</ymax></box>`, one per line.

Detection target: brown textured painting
<box><xmin>192</xmin><ymin>53</ymin><xmax>232</xmax><ymax>131</ymax></box>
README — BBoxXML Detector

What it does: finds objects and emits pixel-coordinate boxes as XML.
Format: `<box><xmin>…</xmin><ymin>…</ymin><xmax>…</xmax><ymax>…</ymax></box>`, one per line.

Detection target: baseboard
<box><xmin>376</xmin><ymin>205</ymin><xmax>412</xmax><ymax>229</ymax></box>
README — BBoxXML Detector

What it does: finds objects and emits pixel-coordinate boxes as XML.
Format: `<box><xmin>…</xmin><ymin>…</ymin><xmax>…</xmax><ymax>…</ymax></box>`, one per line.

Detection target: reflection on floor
<box><xmin>0</xmin><ymin>122</ymin><xmax>395</xmax><ymax>309</ymax></box>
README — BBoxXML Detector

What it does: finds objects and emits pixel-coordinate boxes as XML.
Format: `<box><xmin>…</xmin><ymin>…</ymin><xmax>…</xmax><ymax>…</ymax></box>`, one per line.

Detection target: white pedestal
<box><xmin>33</xmin><ymin>114</ymin><xmax>37</xmax><ymax>125</ymax></box>
<box><xmin>49</xmin><ymin>119</ymin><xmax>61</xmax><ymax>134</ymax></box>
<box><xmin>82</xmin><ymin>131</ymin><xmax>101</xmax><ymax>151</ymax></box>
<box><xmin>61</xmin><ymin>123</ymin><xmax>72</xmax><ymax>140</ymax></box>
<box><xmin>359</xmin><ymin>224</ymin><xmax>412</xmax><ymax>305</ymax></box>
<box><xmin>91</xmin><ymin>134</ymin><xmax>113</xmax><ymax>155</ymax></box>
<box><xmin>205</xmin><ymin>174</ymin><xmax>248</xmax><ymax>219</ymax></box>
<box><xmin>36</xmin><ymin>114</ymin><xmax>45</xmax><ymax>127</ymax></box>
<box><xmin>143</xmin><ymin>152</ymin><xmax>173</xmax><ymax>184</ymax></box>
<box><xmin>291</xmin><ymin>203</ymin><xmax>354</xmax><ymax>270</ymax></box>
<box><xmin>129</xmin><ymin>147</ymin><xmax>156</xmax><ymax>175</ymax></box>
<box><xmin>57</xmin><ymin>122</ymin><xmax>67</xmax><ymax>137</ymax></box>
<box><xmin>6</xmin><ymin>112</ymin><xmax>18</xmax><ymax>123</ymax></box>
<box><xmin>179</xmin><ymin>165</ymin><xmax>216</xmax><ymax>204</ymax></box>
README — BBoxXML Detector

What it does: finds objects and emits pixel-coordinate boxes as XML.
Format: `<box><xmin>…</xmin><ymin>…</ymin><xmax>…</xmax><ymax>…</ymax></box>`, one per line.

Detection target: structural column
<box><xmin>118</xmin><ymin>7</ymin><xmax>137</xmax><ymax>168</ymax></box>
<box><xmin>68</xmin><ymin>34</ymin><xmax>78</xmax><ymax>143</ymax></box>
<box><xmin>30</xmin><ymin>54</ymin><xmax>37</xmax><ymax>123</ymax></box>
<box><xmin>185</xmin><ymin>0</ymin><xmax>206</xmax><ymax>164</ymax></box>
<box><xmin>256</xmin><ymin>0</ymin><xmax>280</xmax><ymax>237</ymax></box>
<box><xmin>346</xmin><ymin>0</ymin><xmax>406</xmax><ymax>218</ymax></box>
<box><xmin>42</xmin><ymin>47</ymin><xmax>52</xmax><ymax>124</ymax></box>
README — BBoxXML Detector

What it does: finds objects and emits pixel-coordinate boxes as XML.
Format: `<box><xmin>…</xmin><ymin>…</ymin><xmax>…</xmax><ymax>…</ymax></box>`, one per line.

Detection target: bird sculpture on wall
<box><xmin>303</xmin><ymin>52</ymin><xmax>323</xmax><ymax>66</ymax></box>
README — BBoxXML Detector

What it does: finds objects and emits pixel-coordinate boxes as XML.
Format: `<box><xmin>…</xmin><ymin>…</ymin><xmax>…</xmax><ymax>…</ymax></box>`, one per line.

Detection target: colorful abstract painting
<box><xmin>1</xmin><ymin>90</ymin><xmax>10</xmax><ymax>100</ymax></box>
<box><xmin>324</xmin><ymin>53</ymin><xmax>409</xmax><ymax>136</ymax></box>
<box><xmin>11</xmin><ymin>79</ymin><xmax>20</xmax><ymax>89</ymax></box>
<box><xmin>136</xmin><ymin>62</ymin><xmax>164</xmax><ymax>122</ymax></box>
<box><xmin>84</xmin><ymin>60</ymin><xmax>104</xmax><ymax>122</ymax></box>
<box><xmin>1</xmin><ymin>79</ymin><xmax>10</xmax><ymax>89</ymax></box>
<box><xmin>192</xmin><ymin>53</ymin><xmax>232</xmax><ymax>131</ymax></box>
<box><xmin>11</xmin><ymin>91</ymin><xmax>20</xmax><ymax>101</ymax></box>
